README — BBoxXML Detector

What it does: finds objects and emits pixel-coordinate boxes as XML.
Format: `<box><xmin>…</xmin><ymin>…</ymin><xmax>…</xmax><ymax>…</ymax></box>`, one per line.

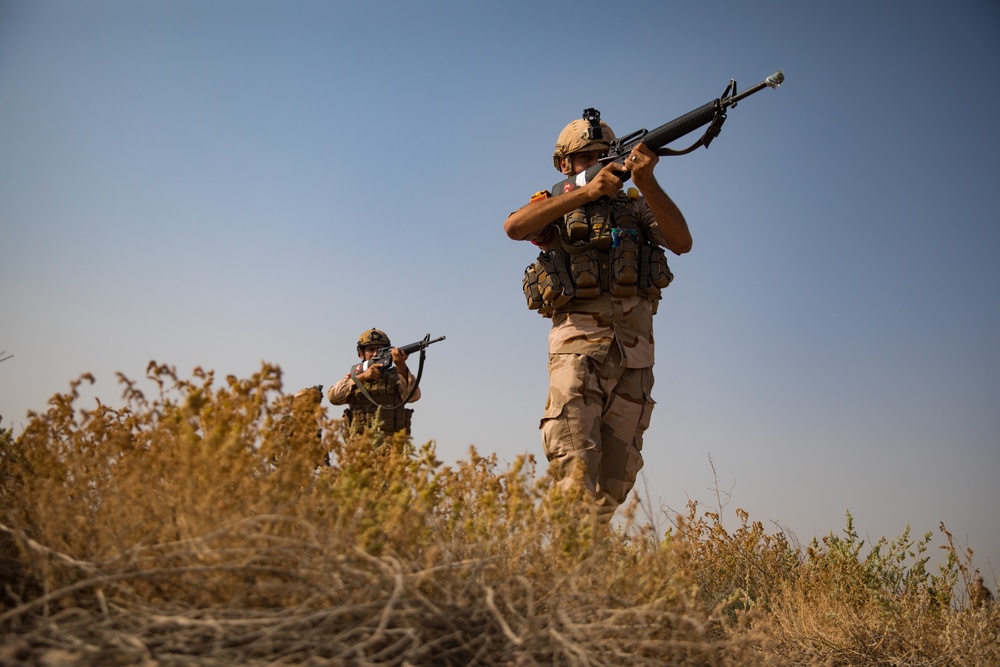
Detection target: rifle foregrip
<box><xmin>397</xmin><ymin>335</ymin><xmax>446</xmax><ymax>356</ymax></box>
<box><xmin>642</xmin><ymin>101</ymin><xmax>719</xmax><ymax>152</ymax></box>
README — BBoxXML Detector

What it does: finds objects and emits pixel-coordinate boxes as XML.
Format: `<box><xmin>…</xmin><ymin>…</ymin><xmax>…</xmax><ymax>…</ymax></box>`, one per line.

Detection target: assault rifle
<box><xmin>357</xmin><ymin>334</ymin><xmax>446</xmax><ymax>373</ymax></box>
<box><xmin>552</xmin><ymin>70</ymin><xmax>784</xmax><ymax>195</ymax></box>
<box><xmin>350</xmin><ymin>334</ymin><xmax>446</xmax><ymax>409</ymax></box>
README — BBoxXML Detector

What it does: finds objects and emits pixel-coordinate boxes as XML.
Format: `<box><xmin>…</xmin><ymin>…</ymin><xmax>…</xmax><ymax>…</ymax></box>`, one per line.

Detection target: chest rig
<box><xmin>343</xmin><ymin>368</ymin><xmax>413</xmax><ymax>436</ymax></box>
<box><xmin>522</xmin><ymin>192</ymin><xmax>673</xmax><ymax>317</ymax></box>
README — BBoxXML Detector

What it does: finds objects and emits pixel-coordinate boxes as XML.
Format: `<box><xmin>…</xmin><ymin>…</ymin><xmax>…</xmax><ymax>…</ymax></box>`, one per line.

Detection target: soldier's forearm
<box><xmin>635</xmin><ymin>176</ymin><xmax>692</xmax><ymax>255</ymax></box>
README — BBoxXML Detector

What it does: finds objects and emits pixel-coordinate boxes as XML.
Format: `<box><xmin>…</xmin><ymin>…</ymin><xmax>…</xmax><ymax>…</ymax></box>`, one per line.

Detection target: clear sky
<box><xmin>2</xmin><ymin>1</ymin><xmax>998</xmax><ymax>581</ymax></box>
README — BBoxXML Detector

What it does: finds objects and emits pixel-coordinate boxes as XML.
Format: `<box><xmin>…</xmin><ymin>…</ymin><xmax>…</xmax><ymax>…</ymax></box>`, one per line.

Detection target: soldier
<box><xmin>327</xmin><ymin>328</ymin><xmax>421</xmax><ymax>437</ymax></box>
<box><xmin>276</xmin><ymin>385</ymin><xmax>325</xmax><ymax>464</ymax></box>
<box><xmin>504</xmin><ymin>113</ymin><xmax>692</xmax><ymax>522</ymax></box>
<box><xmin>971</xmin><ymin>571</ymin><xmax>995</xmax><ymax>609</ymax></box>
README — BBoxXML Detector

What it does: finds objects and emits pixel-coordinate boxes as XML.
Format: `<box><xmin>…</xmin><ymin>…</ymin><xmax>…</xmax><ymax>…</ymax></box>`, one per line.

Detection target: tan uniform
<box><xmin>327</xmin><ymin>368</ymin><xmax>421</xmax><ymax>437</ymax></box>
<box><xmin>522</xmin><ymin>194</ymin><xmax>670</xmax><ymax>521</ymax></box>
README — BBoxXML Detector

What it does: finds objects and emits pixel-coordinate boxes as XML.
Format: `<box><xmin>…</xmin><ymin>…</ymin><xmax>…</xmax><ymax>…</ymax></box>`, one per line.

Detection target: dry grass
<box><xmin>0</xmin><ymin>362</ymin><xmax>997</xmax><ymax>666</ymax></box>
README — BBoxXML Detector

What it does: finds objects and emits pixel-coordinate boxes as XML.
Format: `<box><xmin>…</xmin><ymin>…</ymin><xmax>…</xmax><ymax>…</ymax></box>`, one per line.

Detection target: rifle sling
<box><xmin>655</xmin><ymin>112</ymin><xmax>727</xmax><ymax>157</ymax></box>
<box><xmin>348</xmin><ymin>347</ymin><xmax>427</xmax><ymax>411</ymax></box>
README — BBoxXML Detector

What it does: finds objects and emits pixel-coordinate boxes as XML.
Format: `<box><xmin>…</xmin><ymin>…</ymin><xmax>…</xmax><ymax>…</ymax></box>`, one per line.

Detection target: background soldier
<box><xmin>327</xmin><ymin>328</ymin><xmax>421</xmax><ymax>437</ymax></box>
<box><xmin>504</xmin><ymin>113</ymin><xmax>692</xmax><ymax>522</ymax></box>
<box><xmin>276</xmin><ymin>385</ymin><xmax>325</xmax><ymax>465</ymax></box>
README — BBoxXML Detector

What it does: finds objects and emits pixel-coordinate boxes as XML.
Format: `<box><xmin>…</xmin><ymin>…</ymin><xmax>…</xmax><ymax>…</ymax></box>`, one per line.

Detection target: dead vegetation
<box><xmin>0</xmin><ymin>362</ymin><xmax>997</xmax><ymax>666</ymax></box>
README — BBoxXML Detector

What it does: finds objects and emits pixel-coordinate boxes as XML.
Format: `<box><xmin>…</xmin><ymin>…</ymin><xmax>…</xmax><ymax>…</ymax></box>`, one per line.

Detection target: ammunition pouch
<box><xmin>522</xmin><ymin>250</ymin><xmax>575</xmax><ymax>316</ymax></box>
<box><xmin>538</xmin><ymin>249</ymin><xmax>575</xmax><ymax>309</ymax></box>
<box><xmin>522</xmin><ymin>262</ymin><xmax>544</xmax><ymax>311</ymax></box>
<box><xmin>641</xmin><ymin>243</ymin><xmax>673</xmax><ymax>290</ymax></box>
<box><xmin>520</xmin><ymin>197</ymin><xmax>673</xmax><ymax>316</ymax></box>
<box><xmin>565</xmin><ymin>209</ymin><xmax>589</xmax><ymax>242</ymax></box>
<box><xmin>343</xmin><ymin>405</ymin><xmax>413</xmax><ymax>437</ymax></box>
<box><xmin>610</xmin><ymin>229</ymin><xmax>639</xmax><ymax>297</ymax></box>
<box><xmin>568</xmin><ymin>249</ymin><xmax>601</xmax><ymax>298</ymax></box>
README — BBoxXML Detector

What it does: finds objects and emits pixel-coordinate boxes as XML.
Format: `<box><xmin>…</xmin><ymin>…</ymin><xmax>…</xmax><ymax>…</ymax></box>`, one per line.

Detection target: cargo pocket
<box><xmin>540</xmin><ymin>402</ymin><xmax>573</xmax><ymax>467</ymax></box>
<box><xmin>539</xmin><ymin>353</ymin><xmax>594</xmax><ymax>461</ymax></box>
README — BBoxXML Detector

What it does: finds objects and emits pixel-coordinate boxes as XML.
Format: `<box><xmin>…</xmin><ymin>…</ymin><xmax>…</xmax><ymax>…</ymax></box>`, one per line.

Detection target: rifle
<box><xmin>356</xmin><ymin>334</ymin><xmax>446</xmax><ymax>373</ymax></box>
<box><xmin>552</xmin><ymin>70</ymin><xmax>784</xmax><ymax>195</ymax></box>
<box><xmin>350</xmin><ymin>334</ymin><xmax>446</xmax><ymax>409</ymax></box>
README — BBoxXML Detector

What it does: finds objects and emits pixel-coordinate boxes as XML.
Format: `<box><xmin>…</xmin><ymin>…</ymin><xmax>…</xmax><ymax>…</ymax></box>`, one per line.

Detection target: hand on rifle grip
<box><xmin>611</xmin><ymin>165</ymin><xmax>631</xmax><ymax>181</ymax></box>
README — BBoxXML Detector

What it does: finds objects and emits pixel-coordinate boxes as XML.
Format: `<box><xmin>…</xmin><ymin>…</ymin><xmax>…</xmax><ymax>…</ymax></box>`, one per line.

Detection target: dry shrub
<box><xmin>764</xmin><ymin>513</ymin><xmax>1000</xmax><ymax>666</ymax></box>
<box><xmin>0</xmin><ymin>362</ymin><xmax>996</xmax><ymax>666</ymax></box>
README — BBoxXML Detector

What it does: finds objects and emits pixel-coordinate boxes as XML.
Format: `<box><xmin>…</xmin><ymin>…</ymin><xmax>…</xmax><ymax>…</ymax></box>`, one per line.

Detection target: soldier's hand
<box><xmin>626</xmin><ymin>144</ymin><xmax>658</xmax><ymax>183</ymax></box>
<box><xmin>391</xmin><ymin>347</ymin><xmax>411</xmax><ymax>379</ymax></box>
<box><xmin>357</xmin><ymin>364</ymin><xmax>382</xmax><ymax>383</ymax></box>
<box><xmin>584</xmin><ymin>161</ymin><xmax>625</xmax><ymax>200</ymax></box>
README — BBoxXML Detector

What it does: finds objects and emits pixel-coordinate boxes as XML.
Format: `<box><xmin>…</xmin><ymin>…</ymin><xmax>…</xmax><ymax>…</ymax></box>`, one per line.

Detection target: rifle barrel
<box><xmin>397</xmin><ymin>336</ymin><xmax>446</xmax><ymax>355</ymax></box>
<box><xmin>726</xmin><ymin>70</ymin><xmax>784</xmax><ymax>108</ymax></box>
<box><xmin>645</xmin><ymin>70</ymin><xmax>785</xmax><ymax>152</ymax></box>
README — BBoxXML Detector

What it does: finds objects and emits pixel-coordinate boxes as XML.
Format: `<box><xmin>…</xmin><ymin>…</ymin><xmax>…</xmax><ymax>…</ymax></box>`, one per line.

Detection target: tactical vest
<box><xmin>522</xmin><ymin>192</ymin><xmax>673</xmax><ymax>317</ymax></box>
<box><xmin>342</xmin><ymin>368</ymin><xmax>413</xmax><ymax>436</ymax></box>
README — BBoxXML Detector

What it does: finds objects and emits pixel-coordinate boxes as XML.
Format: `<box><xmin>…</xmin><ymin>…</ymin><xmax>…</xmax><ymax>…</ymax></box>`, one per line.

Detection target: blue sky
<box><xmin>2</xmin><ymin>1</ymin><xmax>998</xmax><ymax>582</ymax></box>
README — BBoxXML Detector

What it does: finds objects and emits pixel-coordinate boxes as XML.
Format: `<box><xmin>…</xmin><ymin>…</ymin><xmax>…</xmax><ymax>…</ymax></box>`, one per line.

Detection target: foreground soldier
<box><xmin>504</xmin><ymin>113</ymin><xmax>692</xmax><ymax>522</ymax></box>
<box><xmin>327</xmin><ymin>328</ymin><xmax>421</xmax><ymax>437</ymax></box>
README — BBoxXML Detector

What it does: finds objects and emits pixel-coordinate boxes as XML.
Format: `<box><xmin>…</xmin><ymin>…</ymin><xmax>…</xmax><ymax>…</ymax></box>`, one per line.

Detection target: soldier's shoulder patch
<box><xmin>529</xmin><ymin>190</ymin><xmax>551</xmax><ymax>203</ymax></box>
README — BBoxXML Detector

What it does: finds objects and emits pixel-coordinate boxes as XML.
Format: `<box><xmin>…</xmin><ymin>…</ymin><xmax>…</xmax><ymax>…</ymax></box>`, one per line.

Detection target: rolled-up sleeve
<box><xmin>634</xmin><ymin>198</ymin><xmax>669</xmax><ymax>248</ymax></box>
<box><xmin>326</xmin><ymin>376</ymin><xmax>353</xmax><ymax>405</ymax></box>
<box><xmin>397</xmin><ymin>372</ymin><xmax>421</xmax><ymax>403</ymax></box>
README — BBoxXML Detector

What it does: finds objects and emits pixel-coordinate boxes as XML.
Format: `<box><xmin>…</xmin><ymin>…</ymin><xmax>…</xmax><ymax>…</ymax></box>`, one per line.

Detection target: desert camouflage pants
<box><xmin>540</xmin><ymin>345</ymin><xmax>655</xmax><ymax>522</ymax></box>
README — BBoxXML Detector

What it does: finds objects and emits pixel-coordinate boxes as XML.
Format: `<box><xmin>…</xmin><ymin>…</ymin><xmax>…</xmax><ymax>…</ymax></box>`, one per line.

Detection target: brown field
<box><xmin>1</xmin><ymin>362</ymin><xmax>997</xmax><ymax>666</ymax></box>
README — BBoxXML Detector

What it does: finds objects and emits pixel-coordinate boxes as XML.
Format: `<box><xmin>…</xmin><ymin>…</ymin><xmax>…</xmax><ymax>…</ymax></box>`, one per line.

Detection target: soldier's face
<box><xmin>567</xmin><ymin>150</ymin><xmax>602</xmax><ymax>174</ymax></box>
<box><xmin>362</xmin><ymin>345</ymin><xmax>381</xmax><ymax>360</ymax></box>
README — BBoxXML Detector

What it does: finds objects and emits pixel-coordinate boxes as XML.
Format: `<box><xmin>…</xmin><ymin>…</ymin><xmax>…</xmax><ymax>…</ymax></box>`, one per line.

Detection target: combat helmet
<box><xmin>292</xmin><ymin>385</ymin><xmax>323</xmax><ymax>410</ymax></box>
<box><xmin>552</xmin><ymin>108</ymin><xmax>616</xmax><ymax>172</ymax></box>
<box><xmin>356</xmin><ymin>328</ymin><xmax>391</xmax><ymax>357</ymax></box>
